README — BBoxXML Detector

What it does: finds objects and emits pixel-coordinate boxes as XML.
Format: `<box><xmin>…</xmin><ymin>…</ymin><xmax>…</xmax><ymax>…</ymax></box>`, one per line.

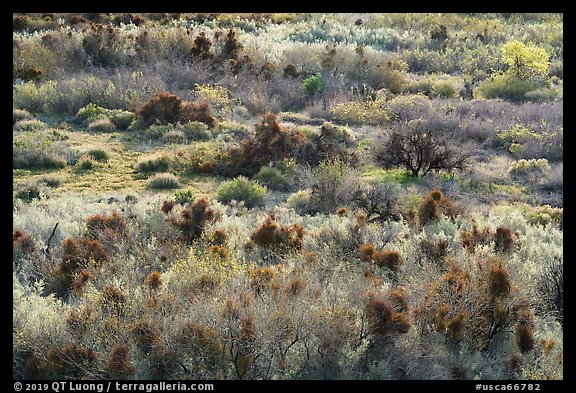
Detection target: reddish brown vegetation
<box><xmin>170</xmin><ymin>198</ymin><xmax>221</xmax><ymax>242</ymax></box>
<box><xmin>359</xmin><ymin>243</ymin><xmax>404</xmax><ymax>271</ymax></box>
<box><xmin>250</xmin><ymin>214</ymin><xmax>304</xmax><ymax>251</ymax></box>
<box><xmin>13</xmin><ymin>229</ymin><xmax>35</xmax><ymax>256</ymax></box>
<box><xmin>144</xmin><ymin>271</ymin><xmax>163</xmax><ymax>291</ymax></box>
<box><xmin>139</xmin><ymin>92</ymin><xmax>218</xmax><ymax>128</ymax></box>
<box><xmin>107</xmin><ymin>344</ymin><xmax>134</xmax><ymax>379</ymax></box>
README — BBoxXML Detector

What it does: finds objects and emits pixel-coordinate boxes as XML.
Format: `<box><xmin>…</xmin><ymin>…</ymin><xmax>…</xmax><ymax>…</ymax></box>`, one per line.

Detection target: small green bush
<box><xmin>15</xmin><ymin>182</ymin><xmax>49</xmax><ymax>202</ymax></box>
<box><xmin>509</xmin><ymin>158</ymin><xmax>551</xmax><ymax>178</ymax></box>
<box><xmin>182</xmin><ymin>121</ymin><xmax>211</xmax><ymax>141</ymax></box>
<box><xmin>136</xmin><ymin>155</ymin><xmax>170</xmax><ymax>173</ymax></box>
<box><xmin>431</xmin><ymin>78</ymin><xmax>462</xmax><ymax>98</ymax></box>
<box><xmin>147</xmin><ymin>173</ymin><xmax>182</xmax><ymax>189</ymax></box>
<box><xmin>77</xmin><ymin>157</ymin><xmax>95</xmax><ymax>170</ymax></box>
<box><xmin>475</xmin><ymin>73</ymin><xmax>544</xmax><ymax>102</ymax></box>
<box><xmin>87</xmin><ymin>117</ymin><xmax>115</xmax><ymax>132</ymax></box>
<box><xmin>161</xmin><ymin>130</ymin><xmax>185</xmax><ymax>144</ymax></box>
<box><xmin>287</xmin><ymin>190</ymin><xmax>314</xmax><ymax>215</ymax></box>
<box><xmin>174</xmin><ymin>189</ymin><xmax>195</xmax><ymax>205</ymax></box>
<box><xmin>216</xmin><ymin>176</ymin><xmax>267</xmax><ymax>208</ymax></box>
<box><xmin>253</xmin><ymin>166</ymin><xmax>291</xmax><ymax>191</ymax></box>
<box><xmin>14</xmin><ymin>119</ymin><xmax>47</xmax><ymax>132</ymax></box>
<box><xmin>302</xmin><ymin>74</ymin><xmax>325</xmax><ymax>95</ymax></box>
<box><xmin>109</xmin><ymin>110</ymin><xmax>133</xmax><ymax>130</ymax></box>
<box><xmin>87</xmin><ymin>149</ymin><xmax>110</xmax><ymax>162</ymax></box>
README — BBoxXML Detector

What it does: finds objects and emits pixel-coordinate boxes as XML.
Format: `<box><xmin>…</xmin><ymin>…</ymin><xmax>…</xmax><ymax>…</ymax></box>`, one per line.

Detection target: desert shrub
<box><xmin>182</xmin><ymin>121</ymin><xmax>211</xmax><ymax>141</ymax></box>
<box><xmin>222</xmin><ymin>113</ymin><xmax>306</xmax><ymax>177</ymax></box>
<box><xmin>14</xmin><ymin>119</ymin><xmax>47</xmax><ymax>132</ymax></box>
<box><xmin>174</xmin><ymin>189</ymin><xmax>195</xmax><ymax>205</ymax></box>
<box><xmin>249</xmin><ymin>214</ymin><xmax>304</xmax><ymax>251</ymax></box>
<box><xmin>170</xmin><ymin>197</ymin><xmax>221</xmax><ymax>242</ymax></box>
<box><xmin>136</xmin><ymin>154</ymin><xmax>170</xmax><ymax>173</ymax></box>
<box><xmin>373</xmin><ymin>120</ymin><xmax>469</xmax><ymax>177</ymax></box>
<box><xmin>190</xmin><ymin>32</ymin><xmax>214</xmax><ymax>59</ymax></box>
<box><xmin>139</xmin><ymin>92</ymin><xmax>183</xmax><ymax>126</ymax></box>
<box><xmin>475</xmin><ymin>73</ymin><xmax>544</xmax><ymax>102</ymax></box>
<box><xmin>346</xmin><ymin>180</ymin><xmax>401</xmax><ymax>222</ymax></box>
<box><xmin>13</xmin><ymin>229</ymin><xmax>36</xmax><ymax>258</ymax></box>
<box><xmin>287</xmin><ymin>190</ymin><xmax>314</xmax><ymax>215</ymax></box>
<box><xmin>216</xmin><ymin>177</ymin><xmax>266</xmax><ymax>208</ymax></box>
<box><xmin>179</xmin><ymin>101</ymin><xmax>218</xmax><ymax>128</ymax></box>
<box><xmin>366</xmin><ymin>291</ymin><xmax>411</xmax><ymax>336</ymax></box>
<box><xmin>299</xmin><ymin>122</ymin><xmax>358</xmax><ymax>166</ymax></box>
<box><xmin>431</xmin><ymin>78</ymin><xmax>462</xmax><ymax>98</ymax></box>
<box><xmin>147</xmin><ymin>173</ymin><xmax>182</xmax><ymax>189</ymax></box>
<box><xmin>77</xmin><ymin>157</ymin><xmax>95</xmax><ymax>170</ymax></box>
<box><xmin>192</xmin><ymin>83</ymin><xmax>229</xmax><ymax>109</ymax></box>
<box><xmin>161</xmin><ymin>129</ymin><xmax>185</xmax><ymax>144</ymax></box>
<box><xmin>87</xmin><ymin>149</ymin><xmax>109</xmax><ymax>162</ymax></box>
<box><xmin>15</xmin><ymin>182</ymin><xmax>50</xmax><ymax>202</ymax></box>
<box><xmin>494</xmin><ymin>124</ymin><xmax>562</xmax><ymax>161</ymax></box>
<box><xmin>109</xmin><ymin>110</ymin><xmax>134</xmax><ymax>130</ymax></box>
<box><xmin>330</xmin><ymin>95</ymin><xmax>392</xmax><ymax>126</ymax></box>
<box><xmin>106</xmin><ymin>345</ymin><xmax>134</xmax><ymax>379</ymax></box>
<box><xmin>302</xmin><ymin>74</ymin><xmax>325</xmax><ymax>95</ymax></box>
<box><xmin>417</xmin><ymin>189</ymin><xmax>461</xmax><ymax>226</ymax></box>
<box><xmin>359</xmin><ymin>244</ymin><xmax>403</xmax><ymax>271</ymax></box>
<box><xmin>13</xmin><ymin>108</ymin><xmax>33</xmax><ymax>124</ymax></box>
<box><xmin>249</xmin><ymin>267</ymin><xmax>276</xmax><ymax>294</ymax></box>
<box><xmin>144</xmin><ymin>271</ymin><xmax>163</xmax><ymax>291</ymax></box>
<box><xmin>304</xmin><ymin>158</ymin><xmax>352</xmax><ymax>214</ymax></box>
<box><xmin>252</xmin><ymin>166</ymin><xmax>291</xmax><ymax>191</ymax></box>
<box><xmin>76</xmin><ymin>103</ymin><xmax>109</xmax><ymax>125</ymax></box>
<box><xmin>494</xmin><ymin>226</ymin><xmax>516</xmax><ymax>253</ymax></box>
<box><xmin>87</xmin><ymin>117</ymin><xmax>115</xmax><ymax>132</ymax></box>
<box><xmin>509</xmin><ymin>158</ymin><xmax>551</xmax><ymax>179</ymax></box>
<box><xmin>85</xmin><ymin>211</ymin><xmax>126</xmax><ymax>241</ymax></box>
<box><xmin>160</xmin><ymin>199</ymin><xmax>176</xmax><ymax>214</ymax></box>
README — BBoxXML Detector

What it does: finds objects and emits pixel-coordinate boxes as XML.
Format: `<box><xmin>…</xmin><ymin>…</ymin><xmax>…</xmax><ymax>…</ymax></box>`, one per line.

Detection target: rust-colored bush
<box><xmin>179</xmin><ymin>101</ymin><xmax>218</xmax><ymax>128</ymax></box>
<box><xmin>418</xmin><ymin>192</ymin><xmax>441</xmax><ymax>225</ymax></box>
<box><xmin>144</xmin><ymin>271</ymin><xmax>162</xmax><ymax>291</ymax></box>
<box><xmin>446</xmin><ymin>310</ymin><xmax>467</xmax><ymax>342</ymax></box>
<box><xmin>515</xmin><ymin>322</ymin><xmax>535</xmax><ymax>353</ymax></box>
<box><xmin>495</xmin><ymin>225</ymin><xmax>516</xmax><ymax>253</ymax></box>
<box><xmin>239</xmin><ymin>314</ymin><xmax>257</xmax><ymax>344</ymax></box>
<box><xmin>210</xmin><ymin>244</ymin><xmax>229</xmax><ymax>260</ymax></box>
<box><xmin>460</xmin><ymin>223</ymin><xmax>493</xmax><ymax>253</ymax></box>
<box><xmin>13</xmin><ymin>229</ymin><xmax>35</xmax><ymax>256</ymax></box>
<box><xmin>223</xmin><ymin>113</ymin><xmax>306</xmax><ymax>177</ymax></box>
<box><xmin>85</xmin><ymin>211</ymin><xmax>126</xmax><ymax>241</ymax></box>
<box><xmin>139</xmin><ymin>92</ymin><xmax>183</xmax><ymax>126</ymax></box>
<box><xmin>366</xmin><ymin>294</ymin><xmax>395</xmax><ymax>335</ymax></box>
<box><xmin>373</xmin><ymin>250</ymin><xmax>404</xmax><ymax>271</ymax></box>
<box><xmin>359</xmin><ymin>243</ymin><xmax>376</xmax><ymax>262</ymax></box>
<box><xmin>211</xmin><ymin>228</ymin><xmax>228</xmax><ymax>246</ymax></box>
<box><xmin>221</xmin><ymin>28</ymin><xmax>243</xmax><ymax>60</ymax></box>
<box><xmin>102</xmin><ymin>285</ymin><xmax>126</xmax><ymax>307</ymax></box>
<box><xmin>285</xmin><ymin>277</ymin><xmax>307</xmax><ymax>297</ymax></box>
<box><xmin>190</xmin><ymin>32</ymin><xmax>213</xmax><ymax>59</ymax></box>
<box><xmin>172</xmin><ymin>197</ymin><xmax>221</xmax><ymax>242</ymax></box>
<box><xmin>250</xmin><ymin>214</ymin><xmax>305</xmax><ymax>251</ymax></box>
<box><xmin>387</xmin><ymin>287</ymin><xmax>410</xmax><ymax>313</ymax></box>
<box><xmin>488</xmin><ymin>260</ymin><xmax>511</xmax><ymax>299</ymax></box>
<box><xmin>392</xmin><ymin>313</ymin><xmax>412</xmax><ymax>334</ymax></box>
<box><xmin>13</xmin><ymin>15</ymin><xmax>29</xmax><ymax>31</ymax></box>
<box><xmin>161</xmin><ymin>199</ymin><xmax>176</xmax><ymax>214</ymax></box>
<box><xmin>46</xmin><ymin>344</ymin><xmax>98</xmax><ymax>379</ymax></box>
<box><xmin>130</xmin><ymin>319</ymin><xmax>160</xmax><ymax>352</ymax></box>
<box><xmin>71</xmin><ymin>269</ymin><xmax>95</xmax><ymax>292</ymax></box>
<box><xmin>106</xmin><ymin>344</ymin><xmax>134</xmax><ymax>379</ymax></box>
<box><xmin>81</xmin><ymin>238</ymin><xmax>110</xmax><ymax>264</ymax></box>
<box><xmin>508</xmin><ymin>353</ymin><xmax>522</xmax><ymax>373</ymax></box>
<box><xmin>420</xmin><ymin>238</ymin><xmax>450</xmax><ymax>263</ymax></box>
<box><xmin>283</xmin><ymin>64</ymin><xmax>300</xmax><ymax>78</ymax></box>
<box><xmin>20</xmin><ymin>66</ymin><xmax>43</xmax><ymax>81</ymax></box>
<box><xmin>249</xmin><ymin>266</ymin><xmax>276</xmax><ymax>294</ymax></box>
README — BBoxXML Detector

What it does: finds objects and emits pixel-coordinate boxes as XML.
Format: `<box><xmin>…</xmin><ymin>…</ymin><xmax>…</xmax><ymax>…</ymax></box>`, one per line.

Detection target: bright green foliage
<box><xmin>501</xmin><ymin>40</ymin><xmax>549</xmax><ymax>79</ymax></box>
<box><xmin>302</xmin><ymin>74</ymin><xmax>325</xmax><ymax>95</ymax></box>
<box><xmin>217</xmin><ymin>176</ymin><xmax>267</xmax><ymax>208</ymax></box>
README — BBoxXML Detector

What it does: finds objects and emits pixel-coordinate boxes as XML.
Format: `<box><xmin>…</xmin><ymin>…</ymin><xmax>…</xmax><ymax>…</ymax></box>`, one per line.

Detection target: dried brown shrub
<box><xmin>284</xmin><ymin>277</ymin><xmax>307</xmax><ymax>297</ymax></box>
<box><xmin>171</xmin><ymin>198</ymin><xmax>221</xmax><ymax>242</ymax></box>
<box><xmin>515</xmin><ymin>322</ymin><xmax>535</xmax><ymax>353</ymax></box>
<box><xmin>249</xmin><ymin>267</ymin><xmax>276</xmax><ymax>294</ymax></box>
<box><xmin>13</xmin><ymin>229</ymin><xmax>35</xmax><ymax>256</ymax></box>
<box><xmin>106</xmin><ymin>344</ymin><xmax>134</xmax><ymax>379</ymax></box>
<box><xmin>70</xmin><ymin>269</ymin><xmax>95</xmax><ymax>292</ymax></box>
<box><xmin>139</xmin><ymin>92</ymin><xmax>182</xmax><ymax>126</ymax></box>
<box><xmin>366</xmin><ymin>293</ymin><xmax>395</xmax><ymax>335</ymax></box>
<box><xmin>494</xmin><ymin>225</ymin><xmax>516</xmax><ymax>253</ymax></box>
<box><xmin>102</xmin><ymin>285</ymin><xmax>126</xmax><ymax>306</ymax></box>
<box><xmin>488</xmin><ymin>260</ymin><xmax>511</xmax><ymax>299</ymax></box>
<box><xmin>446</xmin><ymin>310</ymin><xmax>467</xmax><ymax>342</ymax></box>
<box><xmin>161</xmin><ymin>199</ymin><xmax>176</xmax><ymax>214</ymax></box>
<box><xmin>359</xmin><ymin>243</ymin><xmax>376</xmax><ymax>262</ymax></box>
<box><xmin>373</xmin><ymin>250</ymin><xmax>404</xmax><ymax>271</ymax></box>
<box><xmin>144</xmin><ymin>271</ymin><xmax>162</xmax><ymax>291</ymax></box>
<box><xmin>250</xmin><ymin>214</ymin><xmax>304</xmax><ymax>251</ymax></box>
<box><xmin>190</xmin><ymin>32</ymin><xmax>213</xmax><ymax>59</ymax></box>
<box><xmin>85</xmin><ymin>211</ymin><xmax>126</xmax><ymax>241</ymax></box>
<box><xmin>179</xmin><ymin>101</ymin><xmax>218</xmax><ymax>128</ymax></box>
